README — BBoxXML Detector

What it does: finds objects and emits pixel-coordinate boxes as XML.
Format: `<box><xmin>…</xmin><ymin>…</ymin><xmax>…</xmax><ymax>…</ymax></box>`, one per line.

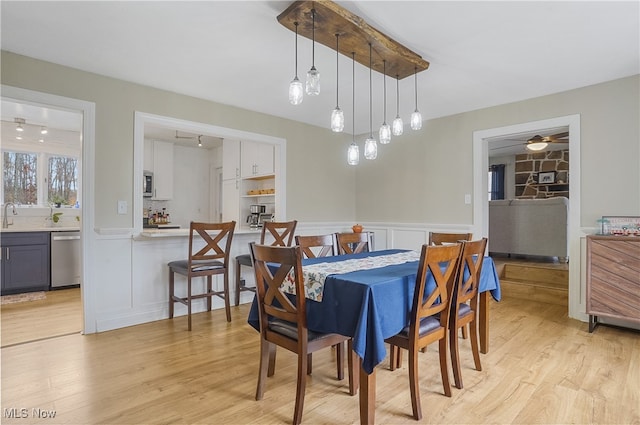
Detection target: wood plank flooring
<box><xmin>1</xmin><ymin>292</ymin><xmax>639</xmax><ymax>424</ymax></box>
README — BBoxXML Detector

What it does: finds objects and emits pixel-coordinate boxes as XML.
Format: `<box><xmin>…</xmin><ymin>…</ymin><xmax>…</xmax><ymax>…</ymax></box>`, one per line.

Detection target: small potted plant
<box><xmin>50</xmin><ymin>195</ymin><xmax>66</xmax><ymax>208</ymax></box>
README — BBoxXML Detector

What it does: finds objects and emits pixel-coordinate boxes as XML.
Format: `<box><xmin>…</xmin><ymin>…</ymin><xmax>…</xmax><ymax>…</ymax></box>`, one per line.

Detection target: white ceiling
<box><xmin>1</xmin><ymin>1</ymin><xmax>638</xmax><ymax>152</ymax></box>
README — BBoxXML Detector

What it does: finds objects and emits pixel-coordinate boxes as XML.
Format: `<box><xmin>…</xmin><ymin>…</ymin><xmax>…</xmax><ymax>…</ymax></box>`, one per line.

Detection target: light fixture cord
<box><xmin>311</xmin><ymin>9</ymin><xmax>316</xmax><ymax>67</ymax></box>
<box><xmin>383</xmin><ymin>60</ymin><xmax>387</xmax><ymax>121</ymax></box>
<box><xmin>335</xmin><ymin>34</ymin><xmax>339</xmax><ymax>106</ymax></box>
<box><xmin>396</xmin><ymin>74</ymin><xmax>400</xmax><ymax>115</ymax></box>
<box><xmin>294</xmin><ymin>22</ymin><xmax>299</xmax><ymax>77</ymax></box>
<box><xmin>352</xmin><ymin>52</ymin><xmax>356</xmax><ymax>142</ymax></box>
<box><xmin>414</xmin><ymin>66</ymin><xmax>418</xmax><ymax>110</ymax></box>
<box><xmin>369</xmin><ymin>43</ymin><xmax>372</xmax><ymax>137</ymax></box>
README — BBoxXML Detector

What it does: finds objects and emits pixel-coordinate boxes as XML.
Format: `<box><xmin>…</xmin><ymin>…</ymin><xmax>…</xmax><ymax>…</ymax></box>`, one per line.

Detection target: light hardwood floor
<box><xmin>1</xmin><ymin>293</ymin><xmax>639</xmax><ymax>424</ymax></box>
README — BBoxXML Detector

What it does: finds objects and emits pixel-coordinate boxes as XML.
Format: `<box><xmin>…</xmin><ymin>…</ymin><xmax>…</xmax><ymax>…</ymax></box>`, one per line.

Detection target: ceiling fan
<box><xmin>524</xmin><ymin>132</ymin><xmax>569</xmax><ymax>151</ymax></box>
<box><xmin>175</xmin><ymin>130</ymin><xmax>204</xmax><ymax>147</ymax></box>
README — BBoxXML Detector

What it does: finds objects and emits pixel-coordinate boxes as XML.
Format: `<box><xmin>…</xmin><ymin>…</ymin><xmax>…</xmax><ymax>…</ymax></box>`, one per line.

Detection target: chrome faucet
<box><xmin>2</xmin><ymin>202</ymin><xmax>17</xmax><ymax>228</ymax></box>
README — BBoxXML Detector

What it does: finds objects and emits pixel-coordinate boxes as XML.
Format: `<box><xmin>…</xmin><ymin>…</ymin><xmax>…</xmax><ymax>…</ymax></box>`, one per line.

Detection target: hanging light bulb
<box><xmin>306</xmin><ymin>8</ymin><xmax>320</xmax><ymax>95</ymax></box>
<box><xmin>331</xmin><ymin>34</ymin><xmax>344</xmax><ymax>132</ymax></box>
<box><xmin>289</xmin><ymin>22</ymin><xmax>303</xmax><ymax>105</ymax></box>
<box><xmin>379</xmin><ymin>60</ymin><xmax>391</xmax><ymax>144</ymax></box>
<box><xmin>392</xmin><ymin>75</ymin><xmax>404</xmax><ymax>136</ymax></box>
<box><xmin>364</xmin><ymin>43</ymin><xmax>377</xmax><ymax>160</ymax></box>
<box><xmin>198</xmin><ymin>135</ymin><xmax>203</xmax><ymax>148</ymax></box>
<box><xmin>410</xmin><ymin>67</ymin><xmax>422</xmax><ymax>130</ymax></box>
<box><xmin>347</xmin><ymin>52</ymin><xmax>359</xmax><ymax>165</ymax></box>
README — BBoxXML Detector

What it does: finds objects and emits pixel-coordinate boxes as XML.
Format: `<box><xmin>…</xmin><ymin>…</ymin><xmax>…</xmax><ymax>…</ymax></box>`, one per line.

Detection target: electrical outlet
<box><xmin>117</xmin><ymin>200</ymin><xmax>127</xmax><ymax>215</ymax></box>
<box><xmin>464</xmin><ymin>194</ymin><xmax>472</xmax><ymax>205</ymax></box>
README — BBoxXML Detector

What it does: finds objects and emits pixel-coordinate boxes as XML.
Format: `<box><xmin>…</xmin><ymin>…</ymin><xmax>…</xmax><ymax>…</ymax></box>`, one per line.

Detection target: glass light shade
<box><xmin>379</xmin><ymin>123</ymin><xmax>391</xmax><ymax>144</ymax></box>
<box><xmin>16</xmin><ymin>125</ymin><xmax>24</xmax><ymax>132</ymax></box>
<box><xmin>347</xmin><ymin>142</ymin><xmax>359</xmax><ymax>165</ymax></box>
<box><xmin>364</xmin><ymin>137</ymin><xmax>377</xmax><ymax>160</ymax></box>
<box><xmin>289</xmin><ymin>77</ymin><xmax>303</xmax><ymax>105</ymax></box>
<box><xmin>306</xmin><ymin>67</ymin><xmax>320</xmax><ymax>95</ymax></box>
<box><xmin>410</xmin><ymin>110</ymin><xmax>422</xmax><ymax>130</ymax></box>
<box><xmin>392</xmin><ymin>116</ymin><xmax>404</xmax><ymax>136</ymax></box>
<box><xmin>40</xmin><ymin>127</ymin><xmax>48</xmax><ymax>135</ymax></box>
<box><xmin>331</xmin><ymin>107</ymin><xmax>344</xmax><ymax>132</ymax></box>
<box><xmin>526</xmin><ymin>142</ymin><xmax>548</xmax><ymax>151</ymax></box>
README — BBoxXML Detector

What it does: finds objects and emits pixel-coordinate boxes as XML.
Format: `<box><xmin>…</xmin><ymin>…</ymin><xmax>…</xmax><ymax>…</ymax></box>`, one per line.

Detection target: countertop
<box><xmin>137</xmin><ymin>227</ymin><xmax>262</xmax><ymax>238</ymax></box>
<box><xmin>0</xmin><ymin>226</ymin><xmax>81</xmax><ymax>233</ymax></box>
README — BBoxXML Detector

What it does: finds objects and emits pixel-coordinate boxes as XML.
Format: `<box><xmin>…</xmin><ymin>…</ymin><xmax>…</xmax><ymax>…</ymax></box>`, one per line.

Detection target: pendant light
<box><xmin>410</xmin><ymin>66</ymin><xmax>422</xmax><ymax>130</ymax></box>
<box><xmin>392</xmin><ymin>75</ymin><xmax>403</xmax><ymax>136</ymax></box>
<box><xmin>288</xmin><ymin>22</ymin><xmax>303</xmax><ymax>105</ymax></box>
<box><xmin>379</xmin><ymin>60</ymin><xmax>391</xmax><ymax>144</ymax></box>
<box><xmin>364</xmin><ymin>43</ymin><xmax>377</xmax><ymax>160</ymax></box>
<box><xmin>347</xmin><ymin>52</ymin><xmax>359</xmax><ymax>165</ymax></box>
<box><xmin>306</xmin><ymin>8</ymin><xmax>320</xmax><ymax>95</ymax></box>
<box><xmin>331</xmin><ymin>34</ymin><xmax>344</xmax><ymax>132</ymax></box>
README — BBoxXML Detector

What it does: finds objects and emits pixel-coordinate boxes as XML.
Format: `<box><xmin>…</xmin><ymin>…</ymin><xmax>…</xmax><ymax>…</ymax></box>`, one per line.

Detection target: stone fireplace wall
<box><xmin>515</xmin><ymin>150</ymin><xmax>569</xmax><ymax>199</ymax></box>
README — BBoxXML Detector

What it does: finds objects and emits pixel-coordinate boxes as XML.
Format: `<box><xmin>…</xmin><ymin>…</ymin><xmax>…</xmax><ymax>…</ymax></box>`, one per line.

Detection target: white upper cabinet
<box><xmin>222</xmin><ymin>139</ymin><xmax>240</xmax><ymax>181</ymax></box>
<box><xmin>144</xmin><ymin>140</ymin><xmax>174</xmax><ymax>200</ymax></box>
<box><xmin>241</xmin><ymin>141</ymin><xmax>274</xmax><ymax>178</ymax></box>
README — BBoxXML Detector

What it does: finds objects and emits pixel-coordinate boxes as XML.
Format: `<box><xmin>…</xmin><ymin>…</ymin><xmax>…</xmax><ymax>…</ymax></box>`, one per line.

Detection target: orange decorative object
<box><xmin>352</xmin><ymin>224</ymin><xmax>363</xmax><ymax>233</ymax></box>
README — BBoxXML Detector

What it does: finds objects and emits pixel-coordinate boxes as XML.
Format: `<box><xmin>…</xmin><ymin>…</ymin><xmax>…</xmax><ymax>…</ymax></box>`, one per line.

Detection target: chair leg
<box><xmin>450</xmin><ymin>324</ymin><xmax>463</xmax><ymax>389</ymax></box>
<box><xmin>256</xmin><ymin>339</ymin><xmax>272</xmax><ymax>400</ymax></box>
<box><xmin>461</xmin><ymin>324</ymin><xmax>468</xmax><ymax>339</ymax></box>
<box><xmin>267</xmin><ymin>343</ymin><xmax>277</xmax><ymax>377</ymax></box>
<box><xmin>336</xmin><ymin>342</ymin><xmax>344</xmax><ymax>380</ymax></box>
<box><xmin>206</xmin><ymin>276</ymin><xmax>212</xmax><ymax>311</ymax></box>
<box><xmin>439</xmin><ymin>337</ymin><xmax>452</xmax><ymax>397</ymax></box>
<box><xmin>469</xmin><ymin>318</ymin><xmax>482</xmax><ymax>372</ymax></box>
<box><xmin>389</xmin><ymin>344</ymin><xmax>398</xmax><ymax>371</ymax></box>
<box><xmin>223</xmin><ymin>272</ymin><xmax>231</xmax><ymax>322</ymax></box>
<box><xmin>408</xmin><ymin>345</ymin><xmax>422</xmax><ymax>420</ymax></box>
<box><xmin>293</xmin><ymin>350</ymin><xmax>309</xmax><ymax>425</ymax></box>
<box><xmin>235</xmin><ymin>260</ymin><xmax>242</xmax><ymax>307</ymax></box>
<box><xmin>187</xmin><ymin>277</ymin><xmax>192</xmax><ymax>331</ymax></box>
<box><xmin>347</xmin><ymin>339</ymin><xmax>359</xmax><ymax>395</ymax></box>
<box><xmin>307</xmin><ymin>353</ymin><xmax>313</xmax><ymax>375</ymax></box>
<box><xmin>168</xmin><ymin>270</ymin><xmax>175</xmax><ymax>319</ymax></box>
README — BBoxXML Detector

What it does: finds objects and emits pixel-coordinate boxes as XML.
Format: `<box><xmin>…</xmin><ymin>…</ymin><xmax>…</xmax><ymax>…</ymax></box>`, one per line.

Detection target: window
<box><xmin>48</xmin><ymin>155</ymin><xmax>78</xmax><ymax>205</ymax></box>
<box><xmin>489</xmin><ymin>164</ymin><xmax>505</xmax><ymax>200</ymax></box>
<box><xmin>3</xmin><ymin>151</ymin><xmax>38</xmax><ymax>204</ymax></box>
<box><xmin>2</xmin><ymin>151</ymin><xmax>79</xmax><ymax>206</ymax></box>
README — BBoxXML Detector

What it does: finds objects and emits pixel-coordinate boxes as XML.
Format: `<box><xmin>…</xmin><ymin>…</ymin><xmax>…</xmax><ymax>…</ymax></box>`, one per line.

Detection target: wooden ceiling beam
<box><xmin>277</xmin><ymin>1</ymin><xmax>429</xmax><ymax>80</ymax></box>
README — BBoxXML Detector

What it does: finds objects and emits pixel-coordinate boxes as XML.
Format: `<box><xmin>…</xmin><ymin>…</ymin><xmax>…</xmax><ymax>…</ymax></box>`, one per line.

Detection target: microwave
<box><xmin>143</xmin><ymin>170</ymin><xmax>154</xmax><ymax>197</ymax></box>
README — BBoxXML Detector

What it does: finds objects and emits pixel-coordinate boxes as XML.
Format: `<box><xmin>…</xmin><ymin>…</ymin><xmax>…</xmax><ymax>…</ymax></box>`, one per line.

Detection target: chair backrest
<box><xmin>409</xmin><ymin>243</ymin><xmax>463</xmax><ymax>338</ymax></box>
<box><xmin>260</xmin><ymin>220</ymin><xmax>298</xmax><ymax>247</ymax></box>
<box><xmin>295</xmin><ymin>234</ymin><xmax>337</xmax><ymax>259</ymax></box>
<box><xmin>188</xmin><ymin>221</ymin><xmax>236</xmax><ymax>267</ymax></box>
<box><xmin>454</xmin><ymin>238</ymin><xmax>488</xmax><ymax>307</ymax></box>
<box><xmin>429</xmin><ymin>232</ymin><xmax>473</xmax><ymax>246</ymax></box>
<box><xmin>250</xmin><ymin>243</ymin><xmax>307</xmax><ymax>335</ymax></box>
<box><xmin>336</xmin><ymin>232</ymin><xmax>372</xmax><ymax>255</ymax></box>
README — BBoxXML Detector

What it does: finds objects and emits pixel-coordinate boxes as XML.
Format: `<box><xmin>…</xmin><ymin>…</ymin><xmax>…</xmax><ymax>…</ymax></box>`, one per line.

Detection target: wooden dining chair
<box><xmin>234</xmin><ymin>220</ymin><xmax>297</xmax><ymax>306</ymax></box>
<box><xmin>385</xmin><ymin>243</ymin><xmax>463</xmax><ymax>420</ymax></box>
<box><xmin>429</xmin><ymin>231</ymin><xmax>473</xmax><ymax>340</ymax></box>
<box><xmin>429</xmin><ymin>231</ymin><xmax>473</xmax><ymax>246</ymax></box>
<box><xmin>295</xmin><ymin>234</ymin><xmax>337</xmax><ymax>259</ymax></box>
<box><xmin>450</xmin><ymin>237</ymin><xmax>488</xmax><ymax>389</ymax></box>
<box><xmin>336</xmin><ymin>231</ymin><xmax>372</xmax><ymax>255</ymax></box>
<box><xmin>168</xmin><ymin>221</ymin><xmax>236</xmax><ymax>330</ymax></box>
<box><xmin>250</xmin><ymin>243</ymin><xmax>353</xmax><ymax>425</ymax></box>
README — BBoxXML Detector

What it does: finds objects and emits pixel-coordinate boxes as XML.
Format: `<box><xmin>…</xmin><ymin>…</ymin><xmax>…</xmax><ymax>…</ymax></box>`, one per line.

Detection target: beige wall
<box><xmin>2</xmin><ymin>51</ymin><xmax>639</xmax><ymax>230</ymax></box>
<box><xmin>356</xmin><ymin>75</ymin><xmax>640</xmax><ymax>226</ymax></box>
<box><xmin>1</xmin><ymin>51</ymin><xmax>356</xmax><ymax>227</ymax></box>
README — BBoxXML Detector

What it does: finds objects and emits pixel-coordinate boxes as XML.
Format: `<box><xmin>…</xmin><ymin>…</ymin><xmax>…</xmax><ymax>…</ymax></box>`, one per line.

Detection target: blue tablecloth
<box><xmin>247</xmin><ymin>249</ymin><xmax>501</xmax><ymax>374</ymax></box>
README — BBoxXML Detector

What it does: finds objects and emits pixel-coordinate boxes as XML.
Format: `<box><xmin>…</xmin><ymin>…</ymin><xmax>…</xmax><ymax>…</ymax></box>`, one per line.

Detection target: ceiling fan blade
<box><xmin>546</xmin><ymin>132</ymin><xmax>569</xmax><ymax>141</ymax></box>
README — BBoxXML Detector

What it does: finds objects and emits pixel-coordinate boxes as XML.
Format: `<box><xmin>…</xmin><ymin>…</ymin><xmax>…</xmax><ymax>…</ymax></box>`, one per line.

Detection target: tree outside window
<box><xmin>3</xmin><ymin>151</ymin><xmax>37</xmax><ymax>204</ymax></box>
<box><xmin>48</xmin><ymin>156</ymin><xmax>78</xmax><ymax>206</ymax></box>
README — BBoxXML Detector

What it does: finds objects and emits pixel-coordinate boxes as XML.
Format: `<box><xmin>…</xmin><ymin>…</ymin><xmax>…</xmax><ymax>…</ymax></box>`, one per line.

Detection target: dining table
<box><xmin>247</xmin><ymin>248</ymin><xmax>501</xmax><ymax>424</ymax></box>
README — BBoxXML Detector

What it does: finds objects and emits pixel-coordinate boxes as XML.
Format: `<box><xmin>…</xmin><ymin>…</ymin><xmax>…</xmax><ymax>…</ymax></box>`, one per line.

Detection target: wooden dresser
<box><xmin>586</xmin><ymin>235</ymin><xmax>640</xmax><ymax>332</ymax></box>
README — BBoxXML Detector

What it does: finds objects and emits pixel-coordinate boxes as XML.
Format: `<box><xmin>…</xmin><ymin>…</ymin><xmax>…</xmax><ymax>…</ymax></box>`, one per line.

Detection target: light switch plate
<box><xmin>117</xmin><ymin>200</ymin><xmax>127</xmax><ymax>215</ymax></box>
<box><xmin>464</xmin><ymin>194</ymin><xmax>472</xmax><ymax>205</ymax></box>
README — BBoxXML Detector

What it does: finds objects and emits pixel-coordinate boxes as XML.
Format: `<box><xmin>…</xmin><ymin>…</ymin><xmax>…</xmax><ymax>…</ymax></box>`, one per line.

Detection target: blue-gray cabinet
<box><xmin>1</xmin><ymin>232</ymin><xmax>50</xmax><ymax>295</ymax></box>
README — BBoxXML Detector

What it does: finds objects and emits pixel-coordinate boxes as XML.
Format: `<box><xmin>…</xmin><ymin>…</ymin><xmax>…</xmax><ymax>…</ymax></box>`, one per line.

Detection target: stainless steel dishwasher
<box><xmin>50</xmin><ymin>230</ymin><xmax>81</xmax><ymax>288</ymax></box>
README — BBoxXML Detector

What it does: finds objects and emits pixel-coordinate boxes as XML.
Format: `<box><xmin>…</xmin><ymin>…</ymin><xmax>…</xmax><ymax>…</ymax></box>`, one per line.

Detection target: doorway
<box><xmin>472</xmin><ymin>114</ymin><xmax>586</xmax><ymax>321</ymax></box>
<box><xmin>1</xmin><ymin>84</ymin><xmax>96</xmax><ymax>336</ymax></box>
